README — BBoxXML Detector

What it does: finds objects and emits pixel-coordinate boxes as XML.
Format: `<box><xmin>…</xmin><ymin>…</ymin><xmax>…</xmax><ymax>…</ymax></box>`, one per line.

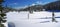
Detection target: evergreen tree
<box><xmin>0</xmin><ymin>0</ymin><xmax>6</xmax><ymax>27</ymax></box>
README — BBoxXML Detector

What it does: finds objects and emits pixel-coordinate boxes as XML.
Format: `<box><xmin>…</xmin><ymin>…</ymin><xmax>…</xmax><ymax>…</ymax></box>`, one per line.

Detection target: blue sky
<box><xmin>4</xmin><ymin>0</ymin><xmax>57</xmax><ymax>9</ymax></box>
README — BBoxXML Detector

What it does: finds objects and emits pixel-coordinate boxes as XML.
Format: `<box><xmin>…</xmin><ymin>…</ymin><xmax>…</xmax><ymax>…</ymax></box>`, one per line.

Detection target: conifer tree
<box><xmin>0</xmin><ymin>0</ymin><xmax>6</xmax><ymax>27</ymax></box>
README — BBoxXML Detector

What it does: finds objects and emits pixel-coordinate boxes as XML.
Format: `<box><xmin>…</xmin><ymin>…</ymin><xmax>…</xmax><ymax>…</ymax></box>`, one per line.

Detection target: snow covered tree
<box><xmin>0</xmin><ymin>0</ymin><xmax>6</xmax><ymax>27</ymax></box>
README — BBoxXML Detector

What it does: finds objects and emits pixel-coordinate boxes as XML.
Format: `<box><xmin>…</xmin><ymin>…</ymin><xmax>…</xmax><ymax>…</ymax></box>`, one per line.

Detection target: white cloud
<box><xmin>36</xmin><ymin>1</ymin><xmax>50</xmax><ymax>5</ymax></box>
<box><xmin>24</xmin><ymin>5</ymin><xmax>28</xmax><ymax>8</ymax></box>
<box><xmin>36</xmin><ymin>1</ymin><xmax>41</xmax><ymax>4</ymax></box>
<box><xmin>30</xmin><ymin>3</ymin><xmax>36</xmax><ymax>6</ymax></box>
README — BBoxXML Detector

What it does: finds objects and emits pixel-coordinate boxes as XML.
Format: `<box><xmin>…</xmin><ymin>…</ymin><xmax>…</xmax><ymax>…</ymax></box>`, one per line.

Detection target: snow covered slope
<box><xmin>6</xmin><ymin>11</ymin><xmax>60</xmax><ymax>27</ymax></box>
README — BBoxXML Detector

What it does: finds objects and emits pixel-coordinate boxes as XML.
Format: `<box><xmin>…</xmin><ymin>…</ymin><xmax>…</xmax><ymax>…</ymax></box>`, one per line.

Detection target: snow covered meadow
<box><xmin>6</xmin><ymin>11</ymin><xmax>60</xmax><ymax>27</ymax></box>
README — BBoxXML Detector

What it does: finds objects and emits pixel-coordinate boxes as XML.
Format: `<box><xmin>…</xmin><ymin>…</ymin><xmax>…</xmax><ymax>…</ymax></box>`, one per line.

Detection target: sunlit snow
<box><xmin>6</xmin><ymin>11</ymin><xmax>60</xmax><ymax>27</ymax></box>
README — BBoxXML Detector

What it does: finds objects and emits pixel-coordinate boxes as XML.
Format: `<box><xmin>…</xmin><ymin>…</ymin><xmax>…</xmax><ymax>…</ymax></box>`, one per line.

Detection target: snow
<box><xmin>3</xmin><ymin>22</ymin><xmax>8</xmax><ymax>27</ymax></box>
<box><xmin>6</xmin><ymin>11</ymin><xmax>60</xmax><ymax>27</ymax></box>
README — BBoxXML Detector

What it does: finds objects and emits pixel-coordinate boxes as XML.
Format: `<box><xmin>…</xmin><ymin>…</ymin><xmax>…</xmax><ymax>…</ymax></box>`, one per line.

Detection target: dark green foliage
<box><xmin>44</xmin><ymin>1</ymin><xmax>60</xmax><ymax>10</ymax></box>
<box><xmin>0</xmin><ymin>0</ymin><xmax>6</xmax><ymax>27</ymax></box>
<box><xmin>0</xmin><ymin>24</ymin><xmax>5</xmax><ymax>27</ymax></box>
<box><xmin>0</xmin><ymin>13</ymin><xmax>6</xmax><ymax>17</ymax></box>
<box><xmin>2</xmin><ymin>20</ymin><xmax>6</xmax><ymax>23</ymax></box>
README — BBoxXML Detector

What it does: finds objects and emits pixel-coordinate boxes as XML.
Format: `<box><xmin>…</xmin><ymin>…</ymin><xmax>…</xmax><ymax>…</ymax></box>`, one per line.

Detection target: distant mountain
<box><xmin>19</xmin><ymin>5</ymin><xmax>44</xmax><ymax>12</ymax></box>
